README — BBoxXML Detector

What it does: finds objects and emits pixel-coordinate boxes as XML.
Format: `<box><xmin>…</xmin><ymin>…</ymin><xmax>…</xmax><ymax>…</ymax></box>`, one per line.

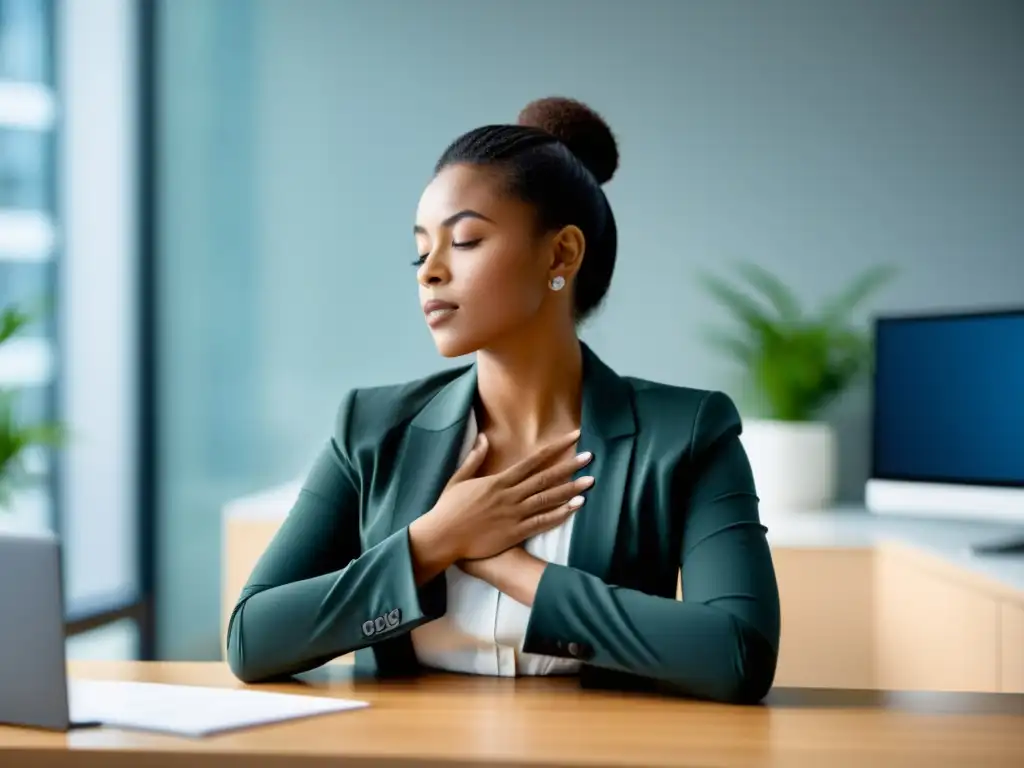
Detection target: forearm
<box><xmin>462</xmin><ymin>548</ymin><xmax>547</xmax><ymax>606</ymax></box>
<box><xmin>227</xmin><ymin>528</ymin><xmax>445</xmax><ymax>683</ymax></box>
<box><xmin>523</xmin><ymin>565</ymin><xmax>778</xmax><ymax>703</ymax></box>
<box><xmin>408</xmin><ymin>513</ymin><xmax>460</xmax><ymax>586</ymax></box>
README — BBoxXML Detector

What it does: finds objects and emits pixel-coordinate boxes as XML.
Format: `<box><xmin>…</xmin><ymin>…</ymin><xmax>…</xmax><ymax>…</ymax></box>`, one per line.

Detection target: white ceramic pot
<box><xmin>739</xmin><ymin>419</ymin><xmax>836</xmax><ymax>513</ymax></box>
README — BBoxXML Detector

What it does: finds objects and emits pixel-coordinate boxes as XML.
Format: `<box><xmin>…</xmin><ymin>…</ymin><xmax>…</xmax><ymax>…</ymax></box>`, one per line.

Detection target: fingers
<box><xmin>512</xmin><ymin>450</ymin><xmax>593</xmax><ymax>501</ymax></box>
<box><xmin>521</xmin><ymin>475</ymin><xmax>594</xmax><ymax>516</ymax></box>
<box><xmin>449</xmin><ymin>433</ymin><xmax>488</xmax><ymax>483</ymax></box>
<box><xmin>521</xmin><ymin>495</ymin><xmax>587</xmax><ymax>538</ymax></box>
<box><xmin>500</xmin><ymin>429</ymin><xmax>581</xmax><ymax>486</ymax></box>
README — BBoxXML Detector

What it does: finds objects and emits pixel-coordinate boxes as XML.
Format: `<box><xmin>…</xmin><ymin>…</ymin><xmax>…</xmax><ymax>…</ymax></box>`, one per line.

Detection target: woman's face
<box><xmin>414</xmin><ymin>163</ymin><xmax>554</xmax><ymax>358</ymax></box>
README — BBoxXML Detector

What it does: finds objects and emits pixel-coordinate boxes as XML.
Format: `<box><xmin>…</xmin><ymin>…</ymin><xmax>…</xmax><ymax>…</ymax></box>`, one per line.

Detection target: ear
<box><xmin>548</xmin><ymin>225</ymin><xmax>586</xmax><ymax>283</ymax></box>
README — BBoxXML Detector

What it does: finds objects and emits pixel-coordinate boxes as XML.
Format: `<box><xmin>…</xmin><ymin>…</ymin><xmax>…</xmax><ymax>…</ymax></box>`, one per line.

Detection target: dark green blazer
<box><xmin>227</xmin><ymin>344</ymin><xmax>781</xmax><ymax>704</ymax></box>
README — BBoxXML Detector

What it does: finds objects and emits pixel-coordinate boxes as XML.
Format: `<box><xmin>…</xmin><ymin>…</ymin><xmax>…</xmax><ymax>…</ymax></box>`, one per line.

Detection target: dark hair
<box><xmin>435</xmin><ymin>97</ymin><xmax>619</xmax><ymax>323</ymax></box>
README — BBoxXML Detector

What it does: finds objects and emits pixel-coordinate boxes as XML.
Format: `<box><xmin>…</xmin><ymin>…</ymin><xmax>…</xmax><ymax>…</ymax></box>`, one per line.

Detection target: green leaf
<box><xmin>697</xmin><ymin>263</ymin><xmax>897</xmax><ymax>421</ymax></box>
<box><xmin>734</xmin><ymin>262</ymin><xmax>802</xmax><ymax>322</ymax></box>
<box><xmin>0</xmin><ymin>306</ymin><xmax>32</xmax><ymax>345</ymax></box>
<box><xmin>0</xmin><ymin>302</ymin><xmax>65</xmax><ymax>509</ymax></box>
<box><xmin>698</xmin><ymin>272</ymin><xmax>777</xmax><ymax>335</ymax></box>
<box><xmin>821</xmin><ymin>264</ymin><xmax>898</xmax><ymax>325</ymax></box>
<box><xmin>699</xmin><ymin>325</ymin><xmax>756</xmax><ymax>365</ymax></box>
<box><xmin>21</xmin><ymin>423</ymin><xmax>65</xmax><ymax>447</ymax></box>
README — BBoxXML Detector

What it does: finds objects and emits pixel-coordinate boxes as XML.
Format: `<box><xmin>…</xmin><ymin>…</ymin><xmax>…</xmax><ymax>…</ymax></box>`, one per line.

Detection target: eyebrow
<box><xmin>414</xmin><ymin>209</ymin><xmax>495</xmax><ymax>235</ymax></box>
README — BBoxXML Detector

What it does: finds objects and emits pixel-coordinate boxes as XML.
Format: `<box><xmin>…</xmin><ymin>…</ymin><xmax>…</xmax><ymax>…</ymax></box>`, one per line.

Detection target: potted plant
<box><xmin>0</xmin><ymin>304</ymin><xmax>63</xmax><ymax>515</ymax></box>
<box><xmin>699</xmin><ymin>262</ymin><xmax>895</xmax><ymax>512</ymax></box>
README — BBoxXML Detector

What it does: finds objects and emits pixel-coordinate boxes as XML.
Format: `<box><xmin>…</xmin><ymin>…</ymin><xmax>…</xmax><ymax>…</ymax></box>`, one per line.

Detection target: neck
<box><xmin>475</xmin><ymin>319</ymin><xmax>583</xmax><ymax>445</ymax></box>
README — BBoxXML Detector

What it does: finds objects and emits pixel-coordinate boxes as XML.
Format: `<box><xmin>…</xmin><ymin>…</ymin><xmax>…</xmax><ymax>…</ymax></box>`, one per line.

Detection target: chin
<box><xmin>429</xmin><ymin>328</ymin><xmax>484</xmax><ymax>359</ymax></box>
<box><xmin>432</xmin><ymin>337</ymin><xmax>479</xmax><ymax>358</ymax></box>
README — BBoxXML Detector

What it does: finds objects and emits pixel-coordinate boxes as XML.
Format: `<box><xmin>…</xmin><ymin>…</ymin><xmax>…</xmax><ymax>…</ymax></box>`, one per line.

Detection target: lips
<box><xmin>423</xmin><ymin>299</ymin><xmax>458</xmax><ymax>327</ymax></box>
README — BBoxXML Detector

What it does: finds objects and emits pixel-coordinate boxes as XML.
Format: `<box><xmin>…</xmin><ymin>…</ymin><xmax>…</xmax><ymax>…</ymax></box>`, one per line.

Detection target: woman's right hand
<box><xmin>417</xmin><ymin>429</ymin><xmax>594</xmax><ymax>565</ymax></box>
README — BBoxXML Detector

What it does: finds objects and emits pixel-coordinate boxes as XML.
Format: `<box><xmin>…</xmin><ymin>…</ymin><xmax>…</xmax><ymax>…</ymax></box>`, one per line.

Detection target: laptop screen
<box><xmin>872</xmin><ymin>310</ymin><xmax>1024</xmax><ymax>489</ymax></box>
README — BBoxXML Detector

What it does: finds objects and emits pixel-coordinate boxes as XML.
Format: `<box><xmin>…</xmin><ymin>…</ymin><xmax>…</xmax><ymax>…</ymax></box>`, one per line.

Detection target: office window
<box><xmin>3</xmin><ymin>0</ymin><xmax>148</xmax><ymax>658</ymax></box>
<box><xmin>0</xmin><ymin>0</ymin><xmax>57</xmax><ymax>533</ymax></box>
<box><xmin>56</xmin><ymin>0</ymin><xmax>145</xmax><ymax>655</ymax></box>
<box><xmin>66</xmin><ymin>618</ymin><xmax>140</xmax><ymax>661</ymax></box>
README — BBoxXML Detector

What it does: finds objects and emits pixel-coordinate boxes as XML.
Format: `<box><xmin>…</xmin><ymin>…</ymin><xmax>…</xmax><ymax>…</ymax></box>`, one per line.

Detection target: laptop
<box><xmin>0</xmin><ymin>530</ymin><xmax>369</xmax><ymax>736</ymax></box>
<box><xmin>0</xmin><ymin>529</ymin><xmax>96</xmax><ymax>731</ymax></box>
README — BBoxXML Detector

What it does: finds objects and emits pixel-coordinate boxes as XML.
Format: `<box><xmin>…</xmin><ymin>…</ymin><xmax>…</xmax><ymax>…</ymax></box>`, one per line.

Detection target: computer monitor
<box><xmin>866</xmin><ymin>308</ymin><xmax>1024</xmax><ymax>534</ymax></box>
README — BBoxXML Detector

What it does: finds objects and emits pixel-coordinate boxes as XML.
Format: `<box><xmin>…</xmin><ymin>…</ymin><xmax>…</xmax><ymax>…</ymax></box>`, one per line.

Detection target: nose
<box><xmin>417</xmin><ymin>248</ymin><xmax>451</xmax><ymax>288</ymax></box>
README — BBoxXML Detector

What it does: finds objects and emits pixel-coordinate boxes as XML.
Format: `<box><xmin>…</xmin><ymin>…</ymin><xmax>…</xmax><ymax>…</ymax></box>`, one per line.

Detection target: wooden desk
<box><xmin>1</xmin><ymin>663</ymin><xmax>1022</xmax><ymax>767</ymax></box>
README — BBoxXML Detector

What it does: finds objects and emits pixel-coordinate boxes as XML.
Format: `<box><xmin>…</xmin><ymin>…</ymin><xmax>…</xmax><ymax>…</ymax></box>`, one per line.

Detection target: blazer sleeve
<box><xmin>226</xmin><ymin>390</ymin><xmax>446</xmax><ymax>683</ymax></box>
<box><xmin>522</xmin><ymin>391</ymin><xmax>781</xmax><ymax>704</ymax></box>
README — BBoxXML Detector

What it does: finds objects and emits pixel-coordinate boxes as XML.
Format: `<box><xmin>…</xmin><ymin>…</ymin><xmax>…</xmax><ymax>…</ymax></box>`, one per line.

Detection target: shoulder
<box><xmin>333</xmin><ymin>365</ymin><xmax>471</xmax><ymax>445</ymax></box>
<box><xmin>624</xmin><ymin>377</ymin><xmax>743</xmax><ymax>453</ymax></box>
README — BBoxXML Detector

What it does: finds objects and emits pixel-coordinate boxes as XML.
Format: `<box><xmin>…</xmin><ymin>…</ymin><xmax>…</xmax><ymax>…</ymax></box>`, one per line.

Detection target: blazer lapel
<box><xmin>385</xmin><ymin>365</ymin><xmax>478</xmax><ymax>538</ymax></box>
<box><xmin>365</xmin><ymin>366</ymin><xmax>476</xmax><ymax>678</ymax></box>
<box><xmin>379</xmin><ymin>345</ymin><xmax>634</xmax><ymax>582</ymax></box>
<box><xmin>568</xmin><ymin>344</ymin><xmax>637</xmax><ymax>581</ymax></box>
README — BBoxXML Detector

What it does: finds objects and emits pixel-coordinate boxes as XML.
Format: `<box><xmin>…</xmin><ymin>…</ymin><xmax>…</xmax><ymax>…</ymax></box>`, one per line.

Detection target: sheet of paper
<box><xmin>68</xmin><ymin>679</ymin><xmax>369</xmax><ymax>737</ymax></box>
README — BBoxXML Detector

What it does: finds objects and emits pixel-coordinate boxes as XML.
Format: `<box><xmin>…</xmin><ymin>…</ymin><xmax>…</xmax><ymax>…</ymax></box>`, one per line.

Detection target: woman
<box><xmin>226</xmin><ymin>97</ymin><xmax>781</xmax><ymax>704</ymax></box>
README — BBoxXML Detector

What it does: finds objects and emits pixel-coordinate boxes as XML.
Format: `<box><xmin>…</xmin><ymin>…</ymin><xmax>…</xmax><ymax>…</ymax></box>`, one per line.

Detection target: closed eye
<box><xmin>411</xmin><ymin>238</ymin><xmax>482</xmax><ymax>267</ymax></box>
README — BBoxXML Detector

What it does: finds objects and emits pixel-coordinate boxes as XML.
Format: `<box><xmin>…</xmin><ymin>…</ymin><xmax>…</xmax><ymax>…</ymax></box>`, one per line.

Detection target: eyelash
<box><xmin>412</xmin><ymin>238</ymin><xmax>482</xmax><ymax>266</ymax></box>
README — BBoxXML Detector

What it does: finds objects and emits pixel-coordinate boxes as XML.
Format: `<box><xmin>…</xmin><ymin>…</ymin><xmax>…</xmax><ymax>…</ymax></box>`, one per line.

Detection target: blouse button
<box><xmin>567</xmin><ymin>642</ymin><xmax>580</xmax><ymax>658</ymax></box>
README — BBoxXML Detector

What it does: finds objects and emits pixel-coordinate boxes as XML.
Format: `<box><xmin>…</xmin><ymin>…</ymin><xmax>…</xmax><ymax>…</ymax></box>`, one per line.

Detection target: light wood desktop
<box><xmin>1</xmin><ymin>662</ymin><xmax>1022</xmax><ymax>767</ymax></box>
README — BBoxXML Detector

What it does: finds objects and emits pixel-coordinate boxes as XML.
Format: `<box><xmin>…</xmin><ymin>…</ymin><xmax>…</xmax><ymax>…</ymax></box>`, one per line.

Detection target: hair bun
<box><xmin>517</xmin><ymin>97</ymin><xmax>619</xmax><ymax>185</ymax></box>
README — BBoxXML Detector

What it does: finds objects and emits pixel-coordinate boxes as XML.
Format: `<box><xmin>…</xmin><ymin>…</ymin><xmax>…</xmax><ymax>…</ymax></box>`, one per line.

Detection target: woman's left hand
<box><xmin>459</xmin><ymin>547</ymin><xmax>526</xmax><ymax>579</ymax></box>
<box><xmin>458</xmin><ymin>548</ymin><xmax>548</xmax><ymax>606</ymax></box>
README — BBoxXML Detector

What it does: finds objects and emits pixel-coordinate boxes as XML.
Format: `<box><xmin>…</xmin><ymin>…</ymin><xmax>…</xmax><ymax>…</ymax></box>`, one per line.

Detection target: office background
<box><xmin>0</xmin><ymin>0</ymin><xmax>1021</xmax><ymax>663</ymax></box>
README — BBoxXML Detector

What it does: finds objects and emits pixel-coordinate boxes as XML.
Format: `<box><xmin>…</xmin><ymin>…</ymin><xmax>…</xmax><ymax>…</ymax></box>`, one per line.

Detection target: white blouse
<box><xmin>409</xmin><ymin>410</ymin><xmax>582</xmax><ymax>677</ymax></box>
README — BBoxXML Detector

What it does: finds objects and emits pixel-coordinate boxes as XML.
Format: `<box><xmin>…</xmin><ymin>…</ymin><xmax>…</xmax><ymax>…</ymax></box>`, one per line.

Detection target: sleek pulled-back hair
<box><xmin>434</xmin><ymin>97</ymin><xmax>619</xmax><ymax>323</ymax></box>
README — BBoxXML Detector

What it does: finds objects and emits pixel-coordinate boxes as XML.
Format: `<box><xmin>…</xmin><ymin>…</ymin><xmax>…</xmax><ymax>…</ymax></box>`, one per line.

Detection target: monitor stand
<box><xmin>970</xmin><ymin>536</ymin><xmax>1024</xmax><ymax>556</ymax></box>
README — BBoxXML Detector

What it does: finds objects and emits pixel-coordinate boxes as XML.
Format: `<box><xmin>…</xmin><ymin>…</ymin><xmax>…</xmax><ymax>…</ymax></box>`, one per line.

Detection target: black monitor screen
<box><xmin>872</xmin><ymin>310</ymin><xmax>1024</xmax><ymax>488</ymax></box>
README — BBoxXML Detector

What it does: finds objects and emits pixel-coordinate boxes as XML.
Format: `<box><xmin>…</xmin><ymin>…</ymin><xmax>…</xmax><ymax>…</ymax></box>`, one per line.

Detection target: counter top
<box><xmin>765</xmin><ymin>505</ymin><xmax>1024</xmax><ymax>597</ymax></box>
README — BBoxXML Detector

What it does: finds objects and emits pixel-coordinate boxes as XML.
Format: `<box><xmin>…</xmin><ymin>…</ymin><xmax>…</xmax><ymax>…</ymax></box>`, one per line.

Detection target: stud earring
<box><xmin>550</xmin><ymin>276</ymin><xmax>566</xmax><ymax>291</ymax></box>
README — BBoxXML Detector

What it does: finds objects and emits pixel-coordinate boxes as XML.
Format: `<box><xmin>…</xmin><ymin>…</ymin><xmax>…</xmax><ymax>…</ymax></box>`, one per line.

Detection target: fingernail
<box><xmin>578</xmin><ymin>475</ymin><xmax>594</xmax><ymax>488</ymax></box>
<box><xmin>576</xmin><ymin>451</ymin><xmax>593</xmax><ymax>464</ymax></box>
<box><xmin>572</xmin><ymin>428</ymin><xmax>582</xmax><ymax>438</ymax></box>
<box><xmin>568</xmin><ymin>495</ymin><xmax>585</xmax><ymax>509</ymax></box>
